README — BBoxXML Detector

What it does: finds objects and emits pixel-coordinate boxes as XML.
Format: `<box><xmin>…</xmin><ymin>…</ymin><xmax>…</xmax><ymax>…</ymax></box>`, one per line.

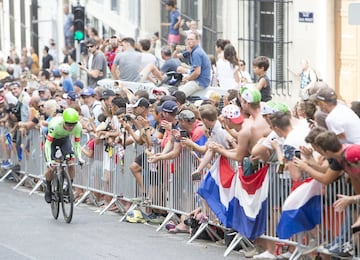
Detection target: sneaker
<box><xmin>147</xmin><ymin>213</ymin><xmax>165</xmax><ymax>224</ymax></box>
<box><xmin>241</xmin><ymin>248</ymin><xmax>261</xmax><ymax>258</ymax></box>
<box><xmin>1</xmin><ymin>160</ymin><xmax>12</xmax><ymax>169</ymax></box>
<box><xmin>329</xmin><ymin>242</ymin><xmax>353</xmax><ymax>258</ymax></box>
<box><xmin>253</xmin><ymin>250</ymin><xmax>277</xmax><ymax>259</ymax></box>
<box><xmin>44</xmin><ymin>186</ymin><xmax>52</xmax><ymax>204</ymax></box>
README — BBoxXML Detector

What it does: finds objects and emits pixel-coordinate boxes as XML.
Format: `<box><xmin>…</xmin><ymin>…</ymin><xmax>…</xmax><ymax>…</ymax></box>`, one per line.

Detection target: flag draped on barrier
<box><xmin>277</xmin><ymin>178</ymin><xmax>322</xmax><ymax>239</ymax></box>
<box><xmin>228</xmin><ymin>164</ymin><xmax>269</xmax><ymax>240</ymax></box>
<box><xmin>197</xmin><ymin>156</ymin><xmax>236</xmax><ymax>226</ymax></box>
<box><xmin>198</xmin><ymin>156</ymin><xmax>270</xmax><ymax>240</ymax></box>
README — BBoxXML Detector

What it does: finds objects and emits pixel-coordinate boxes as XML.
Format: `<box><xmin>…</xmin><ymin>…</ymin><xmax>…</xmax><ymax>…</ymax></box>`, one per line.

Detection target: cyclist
<box><xmin>44</xmin><ymin>107</ymin><xmax>84</xmax><ymax>203</ymax></box>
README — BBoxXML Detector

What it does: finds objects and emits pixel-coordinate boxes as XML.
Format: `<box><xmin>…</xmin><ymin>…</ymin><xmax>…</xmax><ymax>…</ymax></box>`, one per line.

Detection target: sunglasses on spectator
<box><xmin>87</xmin><ymin>45</ymin><xmax>94</xmax><ymax>49</ymax></box>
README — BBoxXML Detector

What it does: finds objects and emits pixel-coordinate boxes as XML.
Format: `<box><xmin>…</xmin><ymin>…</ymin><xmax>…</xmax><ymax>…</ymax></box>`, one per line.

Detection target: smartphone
<box><xmin>294</xmin><ymin>150</ymin><xmax>301</xmax><ymax>159</ymax></box>
<box><xmin>180</xmin><ymin>130</ymin><xmax>189</xmax><ymax>138</ymax></box>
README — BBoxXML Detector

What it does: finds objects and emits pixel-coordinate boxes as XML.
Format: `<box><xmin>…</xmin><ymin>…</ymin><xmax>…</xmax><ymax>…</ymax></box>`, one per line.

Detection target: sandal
<box><xmin>168</xmin><ymin>227</ymin><xmax>189</xmax><ymax>234</ymax></box>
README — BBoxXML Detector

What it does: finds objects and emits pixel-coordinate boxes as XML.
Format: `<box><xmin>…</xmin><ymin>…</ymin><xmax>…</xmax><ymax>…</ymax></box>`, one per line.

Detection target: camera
<box><xmin>122</xmin><ymin>114</ymin><xmax>132</xmax><ymax>122</ymax></box>
<box><xmin>180</xmin><ymin>130</ymin><xmax>189</xmax><ymax>138</ymax></box>
<box><xmin>294</xmin><ymin>150</ymin><xmax>301</xmax><ymax>159</ymax></box>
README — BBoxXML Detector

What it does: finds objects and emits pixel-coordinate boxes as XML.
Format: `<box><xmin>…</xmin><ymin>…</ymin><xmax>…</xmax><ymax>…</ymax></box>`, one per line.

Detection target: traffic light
<box><xmin>73</xmin><ymin>5</ymin><xmax>85</xmax><ymax>41</ymax></box>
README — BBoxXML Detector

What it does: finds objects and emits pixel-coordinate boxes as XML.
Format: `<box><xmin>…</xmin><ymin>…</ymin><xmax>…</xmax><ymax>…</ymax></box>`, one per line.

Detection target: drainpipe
<box><xmin>275</xmin><ymin>1</ymin><xmax>284</xmax><ymax>95</ymax></box>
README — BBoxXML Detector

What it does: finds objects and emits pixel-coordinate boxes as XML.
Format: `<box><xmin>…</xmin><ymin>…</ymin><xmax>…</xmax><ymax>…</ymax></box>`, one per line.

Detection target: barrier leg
<box><xmin>99</xmin><ymin>196</ymin><xmax>125</xmax><ymax>215</ymax></box>
<box><xmin>0</xmin><ymin>169</ymin><xmax>13</xmax><ymax>182</ymax></box>
<box><xmin>13</xmin><ymin>175</ymin><xmax>34</xmax><ymax>190</ymax></box>
<box><xmin>75</xmin><ymin>190</ymin><xmax>92</xmax><ymax>207</ymax></box>
<box><xmin>119</xmin><ymin>203</ymin><xmax>139</xmax><ymax>222</ymax></box>
<box><xmin>29</xmin><ymin>179</ymin><xmax>44</xmax><ymax>196</ymax></box>
<box><xmin>156</xmin><ymin>211</ymin><xmax>178</xmax><ymax>232</ymax></box>
<box><xmin>223</xmin><ymin>233</ymin><xmax>254</xmax><ymax>257</ymax></box>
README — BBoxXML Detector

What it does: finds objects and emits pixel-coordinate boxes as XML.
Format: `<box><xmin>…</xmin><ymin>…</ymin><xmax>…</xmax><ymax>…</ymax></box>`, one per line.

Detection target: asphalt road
<box><xmin>0</xmin><ymin>179</ymin><xmax>244</xmax><ymax>260</ymax></box>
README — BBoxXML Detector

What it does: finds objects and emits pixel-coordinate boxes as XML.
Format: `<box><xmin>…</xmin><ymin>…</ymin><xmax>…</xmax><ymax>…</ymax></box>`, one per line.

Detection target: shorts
<box><xmin>167</xmin><ymin>34</ymin><xmax>180</xmax><ymax>45</ymax></box>
<box><xmin>50</xmin><ymin>137</ymin><xmax>74</xmax><ymax>161</ymax></box>
<box><xmin>134</xmin><ymin>152</ymin><xmax>144</xmax><ymax>167</ymax></box>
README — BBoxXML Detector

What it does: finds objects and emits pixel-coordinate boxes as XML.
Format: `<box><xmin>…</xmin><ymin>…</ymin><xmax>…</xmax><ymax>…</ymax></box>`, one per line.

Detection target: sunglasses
<box><xmin>65</xmin><ymin>122</ymin><xmax>77</xmax><ymax>127</ymax></box>
<box><xmin>87</xmin><ymin>45</ymin><xmax>94</xmax><ymax>49</ymax></box>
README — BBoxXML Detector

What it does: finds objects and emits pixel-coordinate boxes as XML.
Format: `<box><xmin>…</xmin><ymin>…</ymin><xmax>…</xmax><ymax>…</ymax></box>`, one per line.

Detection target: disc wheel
<box><xmin>51</xmin><ymin>175</ymin><xmax>60</xmax><ymax>220</ymax></box>
<box><xmin>60</xmin><ymin>169</ymin><xmax>74</xmax><ymax>223</ymax></box>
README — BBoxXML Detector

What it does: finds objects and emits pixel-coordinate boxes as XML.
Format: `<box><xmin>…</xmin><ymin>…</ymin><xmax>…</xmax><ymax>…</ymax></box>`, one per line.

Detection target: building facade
<box><xmin>0</xmin><ymin>0</ymin><xmax>359</xmax><ymax>104</ymax></box>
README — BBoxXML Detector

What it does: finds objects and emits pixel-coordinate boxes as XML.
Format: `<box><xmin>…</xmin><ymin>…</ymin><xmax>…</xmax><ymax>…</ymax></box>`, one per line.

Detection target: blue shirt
<box><xmin>169</xmin><ymin>10</ymin><xmax>180</xmax><ymax>35</ymax></box>
<box><xmin>189</xmin><ymin>45</ymin><xmax>211</xmax><ymax>88</ymax></box>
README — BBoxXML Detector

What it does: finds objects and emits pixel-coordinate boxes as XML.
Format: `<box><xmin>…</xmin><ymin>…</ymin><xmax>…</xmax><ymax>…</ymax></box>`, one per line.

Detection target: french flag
<box><xmin>227</xmin><ymin>164</ymin><xmax>270</xmax><ymax>240</ymax></box>
<box><xmin>197</xmin><ymin>156</ymin><xmax>236</xmax><ymax>226</ymax></box>
<box><xmin>277</xmin><ymin>178</ymin><xmax>322</xmax><ymax>239</ymax></box>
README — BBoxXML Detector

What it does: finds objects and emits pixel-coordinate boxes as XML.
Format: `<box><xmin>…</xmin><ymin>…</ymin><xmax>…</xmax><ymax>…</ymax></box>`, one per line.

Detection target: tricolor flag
<box><xmin>228</xmin><ymin>164</ymin><xmax>270</xmax><ymax>240</ymax></box>
<box><xmin>277</xmin><ymin>178</ymin><xmax>322</xmax><ymax>239</ymax></box>
<box><xmin>197</xmin><ymin>156</ymin><xmax>236</xmax><ymax>226</ymax></box>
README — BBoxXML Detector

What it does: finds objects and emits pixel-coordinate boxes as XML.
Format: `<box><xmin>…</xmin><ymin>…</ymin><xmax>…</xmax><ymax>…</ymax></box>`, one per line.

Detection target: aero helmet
<box><xmin>63</xmin><ymin>108</ymin><xmax>79</xmax><ymax>124</ymax></box>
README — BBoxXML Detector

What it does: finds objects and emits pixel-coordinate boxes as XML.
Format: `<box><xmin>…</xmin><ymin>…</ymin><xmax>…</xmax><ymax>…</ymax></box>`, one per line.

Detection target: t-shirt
<box><xmin>326</xmin><ymin>103</ymin><xmax>360</xmax><ymax>144</ymax></box>
<box><xmin>88</xmin><ymin>51</ymin><xmax>107</xmax><ymax>88</ymax></box>
<box><xmin>160</xmin><ymin>58</ymin><xmax>181</xmax><ymax>73</ymax></box>
<box><xmin>169</xmin><ymin>10</ymin><xmax>181</xmax><ymax>35</ymax></box>
<box><xmin>188</xmin><ymin>45</ymin><xmax>211</xmax><ymax>88</ymax></box>
<box><xmin>113</xmin><ymin>50</ymin><xmax>142</xmax><ymax>82</ymax></box>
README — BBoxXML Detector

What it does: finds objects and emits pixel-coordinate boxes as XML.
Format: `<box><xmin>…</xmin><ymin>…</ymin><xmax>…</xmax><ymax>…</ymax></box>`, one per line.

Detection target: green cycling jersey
<box><xmin>44</xmin><ymin>116</ymin><xmax>83</xmax><ymax>162</ymax></box>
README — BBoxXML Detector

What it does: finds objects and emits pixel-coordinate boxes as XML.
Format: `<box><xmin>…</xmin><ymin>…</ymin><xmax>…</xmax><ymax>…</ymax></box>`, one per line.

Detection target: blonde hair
<box><xmin>44</xmin><ymin>99</ymin><xmax>58</xmax><ymax>117</ymax></box>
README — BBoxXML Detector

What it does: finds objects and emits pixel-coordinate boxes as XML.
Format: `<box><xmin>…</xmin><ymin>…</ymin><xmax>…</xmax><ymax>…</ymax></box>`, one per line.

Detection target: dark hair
<box><xmin>224</xmin><ymin>44</ymin><xmax>239</xmax><ymax>68</ymax></box>
<box><xmin>253</xmin><ymin>56</ymin><xmax>270</xmax><ymax>71</ymax></box>
<box><xmin>305</xmin><ymin>126</ymin><xmax>326</xmax><ymax>144</ymax></box>
<box><xmin>215</xmin><ymin>39</ymin><xmax>231</xmax><ymax>50</ymax></box>
<box><xmin>139</xmin><ymin>39</ymin><xmax>151</xmax><ymax>51</ymax></box>
<box><xmin>172</xmin><ymin>91</ymin><xmax>186</xmax><ymax>105</ymax></box>
<box><xmin>97</xmin><ymin>113</ymin><xmax>107</xmax><ymax>123</ymax></box>
<box><xmin>44</xmin><ymin>46</ymin><xmax>49</xmax><ymax>53</ymax></box>
<box><xmin>121</xmin><ymin>37</ymin><xmax>136</xmax><ymax>48</ymax></box>
<box><xmin>314</xmin><ymin>131</ymin><xmax>342</xmax><ymax>153</ymax></box>
<box><xmin>40</xmin><ymin>69</ymin><xmax>50</xmax><ymax>80</ymax></box>
<box><xmin>135</xmin><ymin>89</ymin><xmax>149</xmax><ymax>100</ymax></box>
<box><xmin>166</xmin><ymin>0</ymin><xmax>175</xmax><ymax>7</ymax></box>
<box><xmin>269</xmin><ymin>111</ymin><xmax>291</xmax><ymax>130</ymax></box>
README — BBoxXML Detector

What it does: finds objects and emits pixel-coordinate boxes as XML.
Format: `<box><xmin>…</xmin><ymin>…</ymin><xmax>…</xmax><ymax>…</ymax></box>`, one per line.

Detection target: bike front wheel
<box><xmin>51</xmin><ymin>176</ymin><xmax>60</xmax><ymax>220</ymax></box>
<box><xmin>60</xmin><ymin>169</ymin><xmax>74</xmax><ymax>223</ymax></box>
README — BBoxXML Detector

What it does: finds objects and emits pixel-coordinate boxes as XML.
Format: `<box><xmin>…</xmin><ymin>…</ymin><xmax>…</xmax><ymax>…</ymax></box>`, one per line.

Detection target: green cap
<box><xmin>240</xmin><ymin>87</ymin><xmax>262</xmax><ymax>103</ymax></box>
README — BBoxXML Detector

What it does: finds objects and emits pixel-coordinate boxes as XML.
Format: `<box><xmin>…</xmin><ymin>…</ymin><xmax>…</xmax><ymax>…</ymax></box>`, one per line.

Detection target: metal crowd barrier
<box><xmin>1</xmin><ymin>129</ymin><xmax>360</xmax><ymax>259</ymax></box>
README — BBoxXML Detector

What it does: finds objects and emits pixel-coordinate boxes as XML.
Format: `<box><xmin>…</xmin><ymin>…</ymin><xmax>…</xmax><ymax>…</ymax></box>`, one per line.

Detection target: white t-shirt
<box><xmin>216</xmin><ymin>59</ymin><xmax>239</xmax><ymax>90</ymax></box>
<box><xmin>326</xmin><ymin>103</ymin><xmax>360</xmax><ymax>144</ymax></box>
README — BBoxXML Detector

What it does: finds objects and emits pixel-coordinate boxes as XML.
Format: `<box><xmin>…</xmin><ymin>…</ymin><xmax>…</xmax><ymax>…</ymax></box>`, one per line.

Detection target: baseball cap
<box><xmin>221</xmin><ymin>104</ymin><xmax>244</xmax><ymax>124</ymax></box>
<box><xmin>73</xmin><ymin>80</ymin><xmax>84</xmax><ymax>89</ymax></box>
<box><xmin>59</xmin><ymin>64</ymin><xmax>70</xmax><ymax>74</ymax></box>
<box><xmin>240</xmin><ymin>87</ymin><xmax>262</xmax><ymax>103</ymax></box>
<box><xmin>101</xmin><ymin>89</ymin><xmax>115</xmax><ymax>100</ymax></box>
<box><xmin>261</xmin><ymin>101</ymin><xmax>276</xmax><ymax>115</ymax></box>
<box><xmin>315</xmin><ymin>87</ymin><xmax>337</xmax><ymax>102</ymax></box>
<box><xmin>344</xmin><ymin>145</ymin><xmax>360</xmax><ymax>163</ymax></box>
<box><xmin>80</xmin><ymin>88</ymin><xmax>95</xmax><ymax>96</ymax></box>
<box><xmin>0</xmin><ymin>96</ymin><xmax>5</xmax><ymax>104</ymax></box>
<box><xmin>63</xmin><ymin>91</ymin><xmax>79</xmax><ymax>101</ymax></box>
<box><xmin>152</xmin><ymin>87</ymin><xmax>170</xmax><ymax>96</ymax></box>
<box><xmin>130</xmin><ymin>97</ymin><xmax>150</xmax><ymax>108</ymax></box>
<box><xmin>177</xmin><ymin>110</ymin><xmax>195</xmax><ymax>122</ymax></box>
<box><xmin>156</xmin><ymin>100</ymin><xmax>178</xmax><ymax>113</ymax></box>
<box><xmin>52</xmin><ymin>69</ymin><xmax>61</xmax><ymax>77</ymax></box>
<box><xmin>208</xmin><ymin>91</ymin><xmax>221</xmax><ymax>104</ymax></box>
<box><xmin>38</xmin><ymin>85</ymin><xmax>48</xmax><ymax>92</ymax></box>
<box><xmin>273</xmin><ymin>102</ymin><xmax>290</xmax><ymax>113</ymax></box>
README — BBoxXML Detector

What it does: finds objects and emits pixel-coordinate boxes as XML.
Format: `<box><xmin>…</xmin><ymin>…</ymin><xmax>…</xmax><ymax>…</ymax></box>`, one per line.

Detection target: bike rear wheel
<box><xmin>60</xmin><ymin>169</ymin><xmax>74</xmax><ymax>223</ymax></box>
<box><xmin>51</xmin><ymin>175</ymin><xmax>60</xmax><ymax>220</ymax></box>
